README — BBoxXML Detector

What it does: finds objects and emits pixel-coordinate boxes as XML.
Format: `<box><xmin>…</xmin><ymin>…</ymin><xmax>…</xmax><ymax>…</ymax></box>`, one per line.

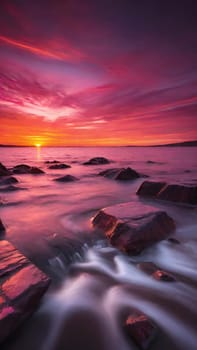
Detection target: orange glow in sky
<box><xmin>0</xmin><ymin>1</ymin><xmax>196</xmax><ymax>146</ymax></box>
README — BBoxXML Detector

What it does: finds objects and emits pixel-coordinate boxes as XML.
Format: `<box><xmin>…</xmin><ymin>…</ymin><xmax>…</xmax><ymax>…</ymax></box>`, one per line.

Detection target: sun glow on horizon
<box><xmin>35</xmin><ymin>143</ymin><xmax>41</xmax><ymax>147</ymax></box>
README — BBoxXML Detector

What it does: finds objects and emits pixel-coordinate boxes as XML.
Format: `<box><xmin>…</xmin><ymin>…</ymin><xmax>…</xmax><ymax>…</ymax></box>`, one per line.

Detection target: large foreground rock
<box><xmin>124</xmin><ymin>313</ymin><xmax>157</xmax><ymax>349</ymax></box>
<box><xmin>83</xmin><ymin>157</ymin><xmax>110</xmax><ymax>165</ymax></box>
<box><xmin>99</xmin><ymin>167</ymin><xmax>141</xmax><ymax>181</ymax></box>
<box><xmin>0</xmin><ymin>240</ymin><xmax>50</xmax><ymax>344</ymax></box>
<box><xmin>137</xmin><ymin>181</ymin><xmax>197</xmax><ymax>205</ymax></box>
<box><xmin>92</xmin><ymin>202</ymin><xmax>175</xmax><ymax>254</ymax></box>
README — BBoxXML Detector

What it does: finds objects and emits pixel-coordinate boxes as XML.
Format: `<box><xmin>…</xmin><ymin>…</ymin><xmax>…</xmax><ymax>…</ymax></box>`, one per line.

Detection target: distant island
<box><xmin>126</xmin><ymin>140</ymin><xmax>197</xmax><ymax>147</ymax></box>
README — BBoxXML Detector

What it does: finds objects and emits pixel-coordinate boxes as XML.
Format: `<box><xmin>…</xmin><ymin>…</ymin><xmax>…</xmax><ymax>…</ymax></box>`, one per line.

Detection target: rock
<box><xmin>137</xmin><ymin>181</ymin><xmax>197</xmax><ymax>205</ymax></box>
<box><xmin>0</xmin><ymin>176</ymin><xmax>18</xmax><ymax>185</ymax></box>
<box><xmin>99</xmin><ymin>167</ymin><xmax>141</xmax><ymax>181</ymax></box>
<box><xmin>136</xmin><ymin>181</ymin><xmax>166</xmax><ymax>197</ymax></box>
<box><xmin>0</xmin><ymin>185</ymin><xmax>24</xmax><ymax>192</ymax></box>
<box><xmin>45</xmin><ymin>160</ymin><xmax>60</xmax><ymax>164</ymax></box>
<box><xmin>48</xmin><ymin>163</ymin><xmax>71</xmax><ymax>169</ymax></box>
<box><xmin>92</xmin><ymin>202</ymin><xmax>175</xmax><ymax>254</ymax></box>
<box><xmin>0</xmin><ymin>163</ymin><xmax>10</xmax><ymax>177</ymax></box>
<box><xmin>137</xmin><ymin>262</ymin><xmax>176</xmax><ymax>282</ymax></box>
<box><xmin>0</xmin><ymin>219</ymin><xmax>5</xmax><ymax>232</ymax></box>
<box><xmin>12</xmin><ymin>164</ymin><xmax>31</xmax><ymax>174</ymax></box>
<box><xmin>0</xmin><ymin>240</ymin><xmax>50</xmax><ymax>344</ymax></box>
<box><xmin>12</xmin><ymin>164</ymin><xmax>44</xmax><ymax>175</ymax></box>
<box><xmin>30</xmin><ymin>167</ymin><xmax>45</xmax><ymax>174</ymax></box>
<box><xmin>152</xmin><ymin>270</ymin><xmax>175</xmax><ymax>282</ymax></box>
<box><xmin>157</xmin><ymin>184</ymin><xmax>197</xmax><ymax>205</ymax></box>
<box><xmin>124</xmin><ymin>313</ymin><xmax>157</xmax><ymax>350</ymax></box>
<box><xmin>54</xmin><ymin>175</ymin><xmax>78</xmax><ymax>182</ymax></box>
<box><xmin>137</xmin><ymin>262</ymin><xmax>159</xmax><ymax>275</ymax></box>
<box><xmin>83</xmin><ymin>157</ymin><xmax>110</xmax><ymax>165</ymax></box>
<box><xmin>167</xmin><ymin>237</ymin><xmax>180</xmax><ymax>244</ymax></box>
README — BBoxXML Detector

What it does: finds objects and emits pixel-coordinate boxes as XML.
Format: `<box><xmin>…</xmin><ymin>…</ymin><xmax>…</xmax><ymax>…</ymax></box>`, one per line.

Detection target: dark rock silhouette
<box><xmin>0</xmin><ymin>163</ymin><xmax>10</xmax><ymax>177</ymax></box>
<box><xmin>54</xmin><ymin>175</ymin><xmax>78</xmax><ymax>182</ymax></box>
<box><xmin>0</xmin><ymin>177</ymin><xmax>18</xmax><ymax>185</ymax></box>
<box><xmin>12</xmin><ymin>164</ymin><xmax>44</xmax><ymax>174</ymax></box>
<box><xmin>48</xmin><ymin>164</ymin><xmax>71</xmax><ymax>169</ymax></box>
<box><xmin>99</xmin><ymin>167</ymin><xmax>141</xmax><ymax>181</ymax></box>
<box><xmin>0</xmin><ymin>219</ymin><xmax>5</xmax><ymax>232</ymax></box>
<box><xmin>83</xmin><ymin>157</ymin><xmax>110</xmax><ymax>165</ymax></box>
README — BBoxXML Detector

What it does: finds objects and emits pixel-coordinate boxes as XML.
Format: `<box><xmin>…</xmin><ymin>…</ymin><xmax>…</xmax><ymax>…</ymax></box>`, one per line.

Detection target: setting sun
<box><xmin>35</xmin><ymin>143</ymin><xmax>41</xmax><ymax>147</ymax></box>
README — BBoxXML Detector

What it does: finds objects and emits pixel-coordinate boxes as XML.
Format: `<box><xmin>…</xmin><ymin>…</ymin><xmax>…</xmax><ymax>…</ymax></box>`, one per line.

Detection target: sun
<box><xmin>35</xmin><ymin>143</ymin><xmax>41</xmax><ymax>148</ymax></box>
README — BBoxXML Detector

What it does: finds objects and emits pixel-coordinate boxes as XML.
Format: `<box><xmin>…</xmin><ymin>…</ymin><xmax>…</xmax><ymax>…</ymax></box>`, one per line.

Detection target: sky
<box><xmin>0</xmin><ymin>0</ymin><xmax>197</xmax><ymax>146</ymax></box>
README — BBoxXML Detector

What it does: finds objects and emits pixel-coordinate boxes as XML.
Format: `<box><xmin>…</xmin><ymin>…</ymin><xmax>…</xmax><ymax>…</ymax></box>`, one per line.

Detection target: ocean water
<box><xmin>0</xmin><ymin>146</ymin><xmax>197</xmax><ymax>350</ymax></box>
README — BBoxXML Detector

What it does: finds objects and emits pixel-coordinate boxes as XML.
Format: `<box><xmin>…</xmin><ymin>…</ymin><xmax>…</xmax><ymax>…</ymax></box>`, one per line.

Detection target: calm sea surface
<box><xmin>0</xmin><ymin>146</ymin><xmax>197</xmax><ymax>350</ymax></box>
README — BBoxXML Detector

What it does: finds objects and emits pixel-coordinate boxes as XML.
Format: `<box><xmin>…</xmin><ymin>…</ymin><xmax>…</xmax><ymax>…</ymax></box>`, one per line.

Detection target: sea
<box><xmin>0</xmin><ymin>146</ymin><xmax>197</xmax><ymax>350</ymax></box>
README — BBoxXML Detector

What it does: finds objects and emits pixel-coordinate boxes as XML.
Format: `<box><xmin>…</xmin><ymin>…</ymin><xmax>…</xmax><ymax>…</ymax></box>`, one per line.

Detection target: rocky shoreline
<box><xmin>0</xmin><ymin>157</ymin><xmax>197</xmax><ymax>349</ymax></box>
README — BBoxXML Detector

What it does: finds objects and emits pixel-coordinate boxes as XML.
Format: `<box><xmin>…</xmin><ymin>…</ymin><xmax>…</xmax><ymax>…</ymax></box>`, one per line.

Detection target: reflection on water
<box><xmin>0</xmin><ymin>146</ymin><xmax>197</xmax><ymax>350</ymax></box>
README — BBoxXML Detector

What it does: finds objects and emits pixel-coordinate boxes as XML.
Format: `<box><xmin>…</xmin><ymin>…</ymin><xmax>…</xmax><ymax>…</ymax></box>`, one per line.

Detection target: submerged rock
<box><xmin>12</xmin><ymin>164</ymin><xmax>44</xmax><ymax>174</ymax></box>
<box><xmin>12</xmin><ymin>164</ymin><xmax>31</xmax><ymax>174</ymax></box>
<box><xmin>0</xmin><ymin>218</ymin><xmax>5</xmax><ymax>232</ymax></box>
<box><xmin>167</xmin><ymin>237</ymin><xmax>180</xmax><ymax>244</ymax></box>
<box><xmin>92</xmin><ymin>202</ymin><xmax>175</xmax><ymax>254</ymax></box>
<box><xmin>0</xmin><ymin>185</ymin><xmax>24</xmax><ymax>192</ymax></box>
<box><xmin>30</xmin><ymin>167</ymin><xmax>45</xmax><ymax>174</ymax></box>
<box><xmin>124</xmin><ymin>313</ymin><xmax>157</xmax><ymax>350</ymax></box>
<box><xmin>99</xmin><ymin>167</ymin><xmax>141</xmax><ymax>181</ymax></box>
<box><xmin>0</xmin><ymin>163</ymin><xmax>10</xmax><ymax>177</ymax></box>
<box><xmin>45</xmin><ymin>160</ymin><xmax>60</xmax><ymax>164</ymax></box>
<box><xmin>137</xmin><ymin>262</ymin><xmax>176</xmax><ymax>282</ymax></box>
<box><xmin>137</xmin><ymin>181</ymin><xmax>197</xmax><ymax>205</ymax></box>
<box><xmin>54</xmin><ymin>175</ymin><xmax>78</xmax><ymax>182</ymax></box>
<box><xmin>48</xmin><ymin>163</ymin><xmax>71</xmax><ymax>169</ymax></box>
<box><xmin>0</xmin><ymin>240</ymin><xmax>50</xmax><ymax>344</ymax></box>
<box><xmin>0</xmin><ymin>176</ymin><xmax>18</xmax><ymax>185</ymax></box>
<box><xmin>83</xmin><ymin>157</ymin><xmax>110</xmax><ymax>165</ymax></box>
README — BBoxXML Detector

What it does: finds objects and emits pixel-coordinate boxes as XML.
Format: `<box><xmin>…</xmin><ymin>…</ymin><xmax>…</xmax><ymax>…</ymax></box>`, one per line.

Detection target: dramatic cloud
<box><xmin>0</xmin><ymin>0</ymin><xmax>196</xmax><ymax>145</ymax></box>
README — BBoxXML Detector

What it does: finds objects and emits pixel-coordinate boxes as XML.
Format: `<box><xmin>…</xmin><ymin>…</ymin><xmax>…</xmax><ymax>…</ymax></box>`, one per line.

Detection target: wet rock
<box><xmin>92</xmin><ymin>202</ymin><xmax>175</xmax><ymax>254</ymax></box>
<box><xmin>99</xmin><ymin>167</ymin><xmax>141</xmax><ymax>181</ymax></box>
<box><xmin>30</xmin><ymin>167</ymin><xmax>45</xmax><ymax>174</ymax></box>
<box><xmin>157</xmin><ymin>184</ymin><xmax>197</xmax><ymax>205</ymax></box>
<box><xmin>12</xmin><ymin>164</ymin><xmax>44</xmax><ymax>174</ymax></box>
<box><xmin>45</xmin><ymin>160</ymin><xmax>60</xmax><ymax>164</ymax></box>
<box><xmin>137</xmin><ymin>181</ymin><xmax>197</xmax><ymax>205</ymax></box>
<box><xmin>0</xmin><ymin>219</ymin><xmax>5</xmax><ymax>233</ymax></box>
<box><xmin>83</xmin><ymin>157</ymin><xmax>110</xmax><ymax>165</ymax></box>
<box><xmin>0</xmin><ymin>163</ymin><xmax>10</xmax><ymax>177</ymax></box>
<box><xmin>0</xmin><ymin>176</ymin><xmax>18</xmax><ymax>185</ymax></box>
<box><xmin>0</xmin><ymin>240</ymin><xmax>50</xmax><ymax>344</ymax></box>
<box><xmin>137</xmin><ymin>262</ymin><xmax>176</xmax><ymax>282</ymax></box>
<box><xmin>54</xmin><ymin>175</ymin><xmax>78</xmax><ymax>182</ymax></box>
<box><xmin>152</xmin><ymin>270</ymin><xmax>175</xmax><ymax>282</ymax></box>
<box><xmin>0</xmin><ymin>185</ymin><xmax>24</xmax><ymax>192</ymax></box>
<box><xmin>12</xmin><ymin>164</ymin><xmax>31</xmax><ymax>174</ymax></box>
<box><xmin>48</xmin><ymin>163</ymin><xmax>71</xmax><ymax>169</ymax></box>
<box><xmin>137</xmin><ymin>262</ymin><xmax>159</xmax><ymax>275</ymax></box>
<box><xmin>167</xmin><ymin>237</ymin><xmax>180</xmax><ymax>244</ymax></box>
<box><xmin>136</xmin><ymin>181</ymin><xmax>166</xmax><ymax>197</ymax></box>
<box><xmin>124</xmin><ymin>313</ymin><xmax>157</xmax><ymax>350</ymax></box>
